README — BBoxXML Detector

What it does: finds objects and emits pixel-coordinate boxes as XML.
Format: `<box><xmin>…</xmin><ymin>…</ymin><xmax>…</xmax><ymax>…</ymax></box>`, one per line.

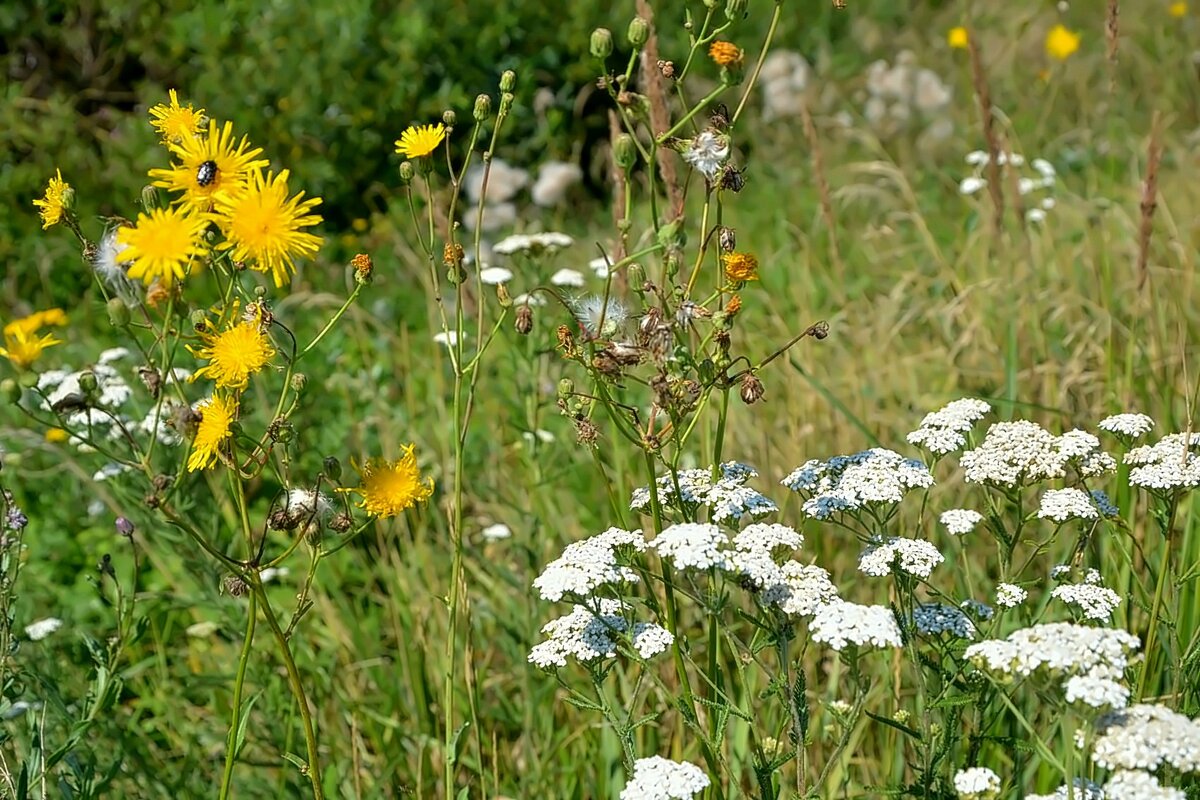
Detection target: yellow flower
<box><xmin>32</xmin><ymin>169</ymin><xmax>71</xmax><ymax>230</ymax></box>
<box><xmin>117</xmin><ymin>206</ymin><xmax>209</xmax><ymax>287</ymax></box>
<box><xmin>394</xmin><ymin>123</ymin><xmax>447</xmax><ymax>159</ymax></box>
<box><xmin>1170</xmin><ymin>1</ymin><xmax>1188</xmax><ymax>16</ymax></box>
<box><xmin>186</xmin><ymin>393</ymin><xmax>237</xmax><ymax>472</ymax></box>
<box><xmin>708</xmin><ymin>40</ymin><xmax>744</xmax><ymax>67</ymax></box>
<box><xmin>213</xmin><ymin>168</ymin><xmax>323</xmax><ymax>287</ymax></box>
<box><xmin>0</xmin><ymin>309</ymin><xmax>66</xmax><ymax>370</ymax></box>
<box><xmin>345</xmin><ymin>446</ymin><xmax>434</xmax><ymax>518</ymax></box>
<box><xmin>149</xmin><ymin>89</ymin><xmax>206</xmax><ymax>145</ymax></box>
<box><xmin>189</xmin><ymin>313</ymin><xmax>275</xmax><ymax>391</ymax></box>
<box><xmin>948</xmin><ymin>27</ymin><xmax>970</xmax><ymax>49</ymax></box>
<box><xmin>722</xmin><ymin>251</ymin><xmax>759</xmax><ymax>283</ymax></box>
<box><xmin>1045</xmin><ymin>24</ymin><xmax>1081</xmax><ymax>61</ymax></box>
<box><xmin>149</xmin><ymin>119</ymin><xmax>269</xmax><ymax>213</ymax></box>
<box><xmin>45</xmin><ymin>428</ymin><xmax>69</xmax><ymax>443</ymax></box>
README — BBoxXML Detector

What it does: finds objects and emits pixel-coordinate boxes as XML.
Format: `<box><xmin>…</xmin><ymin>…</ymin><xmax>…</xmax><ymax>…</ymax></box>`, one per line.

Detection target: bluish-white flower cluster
<box><xmin>1025</xmin><ymin>779</ymin><xmax>1105</xmax><ymax>800</ymax></box>
<box><xmin>527</xmin><ymin>599</ymin><xmax>674</xmax><ymax>668</ymax></box>
<box><xmin>619</xmin><ymin>756</ymin><xmax>711</xmax><ymax>800</ymax></box>
<box><xmin>782</xmin><ymin>448</ymin><xmax>933</xmax><ymax>520</ymax></box>
<box><xmin>914</xmin><ymin>603</ymin><xmax>976</xmax><ymax>639</ymax></box>
<box><xmin>532</xmin><ymin>527</ymin><xmax>645</xmax><ymax>602</ymax></box>
<box><xmin>907</xmin><ymin>398</ymin><xmax>992</xmax><ymax>455</ymax></box>
<box><xmin>631</xmin><ymin>462</ymin><xmax>777</xmax><ymax>523</ymax></box>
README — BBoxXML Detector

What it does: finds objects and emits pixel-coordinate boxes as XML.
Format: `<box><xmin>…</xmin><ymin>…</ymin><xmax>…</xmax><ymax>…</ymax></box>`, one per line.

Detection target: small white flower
<box><xmin>1051</xmin><ymin>574</ymin><xmax>1121</xmax><ymax>621</ymax></box>
<box><xmin>531</xmin><ymin>161</ymin><xmax>583</xmax><ymax>207</ymax></box>
<box><xmin>532</xmin><ymin>527</ymin><xmax>646</xmax><ymax>602</ymax></box>
<box><xmin>858</xmin><ymin>537</ymin><xmax>944</xmax><ymax>578</ymax></box>
<box><xmin>550</xmin><ymin>268</ymin><xmax>586</xmax><ymax>287</ymax></box>
<box><xmin>513</xmin><ymin>292</ymin><xmax>547</xmax><ymax>307</ymax></box>
<box><xmin>682</xmin><ymin>130</ymin><xmax>730</xmax><ymax>179</ymax></box>
<box><xmin>479</xmin><ymin>267</ymin><xmax>513</xmax><ymax>285</ymax></box>
<box><xmin>588</xmin><ymin>256</ymin><xmax>612</xmax><ymax>278</ymax></box>
<box><xmin>1099</xmin><ymin>413</ymin><xmax>1155</xmax><ymax>439</ymax></box>
<box><xmin>433</xmin><ymin>331</ymin><xmax>463</xmax><ymax>347</ymax></box>
<box><xmin>1065</xmin><ymin>671</ymin><xmax>1130</xmax><ymax>709</ymax></box>
<box><xmin>1092</xmin><ymin>703</ymin><xmax>1200</xmax><ymax>773</ymax></box>
<box><xmin>953</xmin><ymin>767</ymin><xmax>1001</xmax><ymax>800</ymax></box>
<box><xmin>260</xmin><ymin>566</ymin><xmax>290</xmax><ymax>583</ymax></box>
<box><xmin>808</xmin><ymin>601</ymin><xmax>902</xmax><ymax>651</ymax></box>
<box><xmin>465</xmin><ymin>158</ymin><xmax>529</xmax><ymax>204</ymax></box>
<box><xmin>1038</xmin><ymin>488</ymin><xmax>1099</xmax><ymax>522</ymax></box>
<box><xmin>93</xmin><ymin>462</ymin><xmax>131</xmax><ymax>482</ymax></box>
<box><xmin>1125</xmin><ymin>432</ymin><xmax>1200</xmax><ymax>491</ymax></box>
<box><xmin>965</xmin><ymin>150</ymin><xmax>990</xmax><ymax>166</ymax></box>
<box><xmin>1025</xmin><ymin>779</ymin><xmax>1105</xmax><ymax>800</ymax></box>
<box><xmin>24</xmin><ymin>618</ymin><xmax>63</xmax><ymax>641</ymax></box>
<box><xmin>481</xmin><ymin>523</ymin><xmax>512</xmax><ymax>541</ymax></box>
<box><xmin>98</xmin><ymin>347</ymin><xmax>130</xmax><ymax>364</ymax></box>
<box><xmin>650</xmin><ymin>523</ymin><xmax>729</xmax><ymax>571</ymax></box>
<box><xmin>1032</xmin><ymin>158</ymin><xmax>1057</xmax><ymax>179</ymax></box>
<box><xmin>631</xmin><ymin>623</ymin><xmax>674</xmax><ymax>659</ymax></box>
<box><xmin>965</xmin><ymin>623</ymin><xmax>1140</xmax><ymax>687</ymax></box>
<box><xmin>528</xmin><ymin>599</ymin><xmax>627</xmax><ymax>667</ymax></box>
<box><xmin>1026</xmin><ymin>208</ymin><xmax>1047</xmax><ymax>224</ymax></box>
<box><xmin>620</xmin><ymin>756</ymin><xmax>710</xmax><ymax>800</ymax></box>
<box><xmin>995</xmin><ymin>583</ymin><xmax>1028</xmax><ymax>608</ymax></box>
<box><xmin>783</xmin><ymin>448</ymin><xmax>933</xmax><ymax>520</ymax></box>
<box><xmin>941</xmin><ymin>508</ymin><xmax>983</xmax><ymax>535</ymax></box>
<box><xmin>959</xmin><ymin>176</ymin><xmax>987</xmax><ymax>195</ymax></box>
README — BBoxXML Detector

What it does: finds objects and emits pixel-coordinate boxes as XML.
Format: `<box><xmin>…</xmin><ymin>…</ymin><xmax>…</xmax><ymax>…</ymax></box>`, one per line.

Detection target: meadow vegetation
<box><xmin>2</xmin><ymin>1</ymin><xmax>1200</xmax><ymax>798</ymax></box>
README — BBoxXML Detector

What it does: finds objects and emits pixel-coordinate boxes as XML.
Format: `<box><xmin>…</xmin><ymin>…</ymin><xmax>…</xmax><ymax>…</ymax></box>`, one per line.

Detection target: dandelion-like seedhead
<box><xmin>619</xmin><ymin>756</ymin><xmax>710</xmax><ymax>800</ymax></box>
<box><xmin>24</xmin><ymin>617</ymin><xmax>63</xmax><ymax>641</ymax></box>
<box><xmin>631</xmin><ymin>462</ymin><xmax>776</xmax><ymax>523</ymax></box>
<box><xmin>571</xmin><ymin>294</ymin><xmax>628</xmax><ymax>338</ymax></box>
<box><xmin>808</xmin><ymin>600</ymin><xmax>902</xmax><ymax>652</ymax></box>
<box><xmin>681</xmin><ymin>130</ymin><xmax>730</xmax><ymax>180</ymax></box>
<box><xmin>782</xmin><ymin>448</ymin><xmax>933</xmax><ymax>520</ymax></box>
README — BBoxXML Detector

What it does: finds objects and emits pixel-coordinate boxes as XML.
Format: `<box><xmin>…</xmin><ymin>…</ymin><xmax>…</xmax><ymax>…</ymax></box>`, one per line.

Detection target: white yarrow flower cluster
<box><xmin>723</xmin><ymin>524</ymin><xmax>838</xmax><ymax>616</ymax></box>
<box><xmin>1064</xmin><ymin>671</ymin><xmax>1130</xmax><ymax>710</ymax></box>
<box><xmin>1101</xmin><ymin>770</ymin><xmax>1185</xmax><ymax>800</ymax></box>
<box><xmin>1125</xmin><ymin>433</ymin><xmax>1200</xmax><ymax>492</ymax></box>
<box><xmin>532</xmin><ymin>527</ymin><xmax>646</xmax><ymax>601</ymax></box>
<box><xmin>960</xmin><ymin>422</ymin><xmax>1114</xmax><ymax>487</ymax></box>
<box><xmin>808</xmin><ymin>601</ymin><xmax>903</xmax><ymax>651</ymax></box>
<box><xmin>528</xmin><ymin>599</ymin><xmax>626</xmax><ymax>668</ymax></box>
<box><xmin>650</xmin><ymin>523</ymin><xmax>729</xmax><ymax>570</ymax></box>
<box><xmin>858</xmin><ymin>537</ymin><xmax>944</xmax><ymax>578</ymax></box>
<box><xmin>631</xmin><ymin>462</ymin><xmax>776</xmax><ymax>523</ymax></box>
<box><xmin>1091</xmin><ymin>703</ymin><xmax>1200</xmax><ymax>773</ymax></box>
<box><xmin>1098</xmin><ymin>413</ymin><xmax>1155</xmax><ymax>440</ymax></box>
<box><xmin>1025</xmin><ymin>778</ymin><xmax>1105</xmax><ymax>800</ymax></box>
<box><xmin>1038</xmin><ymin>488</ymin><xmax>1100</xmax><ymax>522</ymax></box>
<box><xmin>914</xmin><ymin>603</ymin><xmax>976</xmax><ymax>639</ymax></box>
<box><xmin>732</xmin><ymin>523</ymin><xmax>803</xmax><ymax>555</ymax></box>
<box><xmin>994</xmin><ymin>583</ymin><xmax>1029</xmax><ymax>608</ymax></box>
<box><xmin>940</xmin><ymin>508</ymin><xmax>984</xmax><ymax>535</ymax></box>
<box><xmin>492</xmin><ymin>231</ymin><xmax>574</xmax><ymax>255</ymax></box>
<box><xmin>631</xmin><ymin>623</ymin><xmax>675</xmax><ymax>659</ymax></box>
<box><xmin>1051</xmin><ymin>570</ymin><xmax>1121</xmax><ymax>621</ymax></box>
<box><xmin>782</xmin><ymin>448</ymin><xmax>933</xmax><ymax>520</ymax></box>
<box><xmin>953</xmin><ymin>767</ymin><xmax>1001</xmax><ymax>800</ymax></box>
<box><xmin>24</xmin><ymin>617</ymin><xmax>63</xmax><ymax>641</ymax></box>
<box><xmin>619</xmin><ymin>756</ymin><xmax>711</xmax><ymax>800</ymax></box>
<box><xmin>907</xmin><ymin>398</ymin><xmax>991</xmax><ymax>454</ymax></box>
<box><xmin>681</xmin><ymin>131</ymin><xmax>730</xmax><ymax>179</ymax></box>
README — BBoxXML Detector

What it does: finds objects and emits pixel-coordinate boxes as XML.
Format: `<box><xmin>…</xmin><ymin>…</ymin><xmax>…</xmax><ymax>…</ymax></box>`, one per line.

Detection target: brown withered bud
<box><xmin>515</xmin><ymin>304</ymin><xmax>534</xmax><ymax>335</ymax></box>
<box><xmin>650</xmin><ymin>373</ymin><xmax>672</xmax><ymax>408</ymax></box>
<box><xmin>740</xmin><ymin>372</ymin><xmax>765</xmax><ymax>404</ymax></box>
<box><xmin>173</xmin><ymin>403</ymin><xmax>202</xmax><ymax>439</ymax></box>
<box><xmin>657</xmin><ymin>59</ymin><xmax>676</xmax><ymax>79</ymax></box>
<box><xmin>224</xmin><ymin>574</ymin><xmax>249</xmax><ymax>597</ymax></box>
<box><xmin>351</xmin><ymin>253</ymin><xmax>374</xmax><ymax>284</ymax></box>
<box><xmin>674</xmin><ymin>378</ymin><xmax>701</xmax><ymax>410</ymax></box>
<box><xmin>152</xmin><ymin>474</ymin><xmax>172</xmax><ymax>492</ymax></box>
<box><xmin>709</xmin><ymin>104</ymin><xmax>731</xmax><ymax>131</ymax></box>
<box><xmin>330</xmin><ymin>512</ymin><xmax>352</xmax><ymax>533</ymax></box>
<box><xmin>725</xmin><ymin>295</ymin><xmax>742</xmax><ymax>317</ymax></box>
<box><xmin>592</xmin><ymin>352</ymin><xmax>621</xmax><ymax>376</ymax></box>
<box><xmin>51</xmin><ymin>393</ymin><xmax>90</xmax><ymax>414</ymax></box>
<box><xmin>617</xmin><ymin>90</ymin><xmax>636</xmax><ymax>106</ymax></box>
<box><xmin>145</xmin><ymin>281</ymin><xmax>171</xmax><ymax>307</ymax></box>
<box><xmin>675</xmin><ymin>301</ymin><xmax>712</xmax><ymax>326</ymax></box>
<box><xmin>718</xmin><ymin>226</ymin><xmax>737</xmax><ymax>253</ymax></box>
<box><xmin>82</xmin><ymin>240</ymin><xmax>99</xmax><ymax>265</ymax></box>
<box><xmin>638</xmin><ymin>307</ymin><xmax>662</xmax><ymax>339</ymax></box>
<box><xmin>443</xmin><ymin>242</ymin><xmax>464</xmax><ymax>268</ymax></box>
<box><xmin>719</xmin><ymin>164</ymin><xmax>746</xmax><ymax>193</ymax></box>
<box><xmin>574</xmin><ymin>417</ymin><xmax>600</xmax><ymax>446</ymax></box>
<box><xmin>715</xmin><ymin>329</ymin><xmax>731</xmax><ymax>355</ymax></box>
<box><xmin>269</xmin><ymin>508</ymin><xmax>296</xmax><ymax>531</ymax></box>
<box><xmin>647</xmin><ymin>325</ymin><xmax>674</xmax><ymax>365</ymax></box>
<box><xmin>556</xmin><ymin>325</ymin><xmax>576</xmax><ymax>357</ymax></box>
<box><xmin>143</xmin><ymin>493</ymin><xmax>161</xmax><ymax>509</ymax></box>
<box><xmin>605</xmin><ymin>342</ymin><xmax>642</xmax><ymax>366</ymax></box>
<box><xmin>243</xmin><ymin>299</ymin><xmax>273</xmax><ymax>330</ymax></box>
<box><xmin>137</xmin><ymin>365</ymin><xmax>163</xmax><ymax>398</ymax></box>
<box><xmin>807</xmin><ymin>320</ymin><xmax>830</xmax><ymax>340</ymax></box>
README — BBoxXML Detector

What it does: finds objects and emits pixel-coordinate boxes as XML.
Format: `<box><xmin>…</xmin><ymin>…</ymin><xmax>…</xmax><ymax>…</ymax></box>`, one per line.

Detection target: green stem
<box><xmin>219</xmin><ymin>591</ymin><xmax>258</xmax><ymax>800</ymax></box>
<box><xmin>1137</xmin><ymin>494</ymin><xmax>1178</xmax><ymax>700</ymax></box>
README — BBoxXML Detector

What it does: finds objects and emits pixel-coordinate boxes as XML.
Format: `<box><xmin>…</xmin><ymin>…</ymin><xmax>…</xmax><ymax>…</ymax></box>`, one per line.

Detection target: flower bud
<box><xmin>78</xmin><ymin>370</ymin><xmax>99</xmax><ymax>395</ymax></box>
<box><xmin>739</xmin><ymin>372</ymin><xmax>765</xmax><ymax>404</ymax></box>
<box><xmin>323</xmin><ymin>456</ymin><xmax>342</xmax><ymax>481</ymax></box>
<box><xmin>224</xmin><ymin>574</ymin><xmax>249</xmax><ymax>597</ymax></box>
<box><xmin>500</xmin><ymin>70</ymin><xmax>517</xmax><ymax>92</ymax></box>
<box><xmin>0</xmin><ymin>379</ymin><xmax>20</xmax><ymax>404</ymax></box>
<box><xmin>725</xmin><ymin>0</ymin><xmax>747</xmax><ymax>18</ymax></box>
<box><xmin>398</xmin><ymin>161</ymin><xmax>415</xmax><ymax>185</ymax></box>
<box><xmin>590</xmin><ymin>27</ymin><xmax>614</xmax><ymax>59</ymax></box>
<box><xmin>189</xmin><ymin>309</ymin><xmax>210</xmax><ymax>331</ymax></box>
<box><xmin>613</xmin><ymin>133</ymin><xmax>638</xmax><ymax>171</ymax></box>
<box><xmin>499</xmin><ymin>92</ymin><xmax>514</xmax><ymax>116</ymax></box>
<box><xmin>473</xmin><ymin>93</ymin><xmax>492</xmax><ymax>122</ymax></box>
<box><xmin>330</xmin><ymin>512</ymin><xmax>352</xmax><ymax>533</ymax></box>
<box><xmin>267</xmin><ymin>418</ymin><xmax>294</xmax><ymax>443</ymax></box>
<box><xmin>627</xmin><ymin>17</ymin><xmax>650</xmax><ymax>47</ymax></box>
<box><xmin>515</xmin><ymin>304</ymin><xmax>533</xmax><ymax>335</ymax></box>
<box><xmin>496</xmin><ymin>282</ymin><xmax>512</xmax><ymax>308</ymax></box>
<box><xmin>442</xmin><ymin>109</ymin><xmax>457</xmax><ymax>128</ymax></box>
<box><xmin>718</xmin><ymin>226</ymin><xmax>736</xmax><ymax>253</ymax></box>
<box><xmin>140</xmin><ymin>185</ymin><xmax>161</xmax><ymax>213</ymax></box>
<box><xmin>557</xmin><ymin>378</ymin><xmax>575</xmax><ymax>399</ymax></box>
<box><xmin>106</xmin><ymin>297</ymin><xmax>130</xmax><ymax>328</ymax></box>
<box><xmin>115</xmin><ymin>517</ymin><xmax>135</xmax><ymax>537</ymax></box>
<box><xmin>351</xmin><ymin>253</ymin><xmax>373</xmax><ymax>285</ymax></box>
<box><xmin>290</xmin><ymin>373</ymin><xmax>307</xmax><ymax>393</ymax></box>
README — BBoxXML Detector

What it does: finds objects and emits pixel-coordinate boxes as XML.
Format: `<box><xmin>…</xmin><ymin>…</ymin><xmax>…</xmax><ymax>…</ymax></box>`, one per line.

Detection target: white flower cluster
<box><xmin>759</xmin><ymin>50</ymin><xmax>812</xmax><ymax>121</ymax></box>
<box><xmin>1125</xmin><ymin>432</ymin><xmax>1200</xmax><ymax>492</ymax></box>
<box><xmin>723</xmin><ymin>524</ymin><xmax>839</xmax><ymax>617</ymax></box>
<box><xmin>907</xmin><ymin>398</ymin><xmax>992</xmax><ymax>455</ymax></box>
<box><xmin>914</xmin><ymin>603</ymin><xmax>976</xmax><ymax>639</ymax></box>
<box><xmin>960</xmin><ymin>422</ymin><xmax>1115</xmax><ymax>487</ymax></box>
<box><xmin>631</xmin><ymin>462</ymin><xmax>777</xmax><ymax>523</ymax></box>
<box><xmin>650</xmin><ymin>523</ymin><xmax>729</xmax><ymax>571</ymax></box>
<box><xmin>631</xmin><ymin>622</ymin><xmax>675</xmax><ymax>659</ymax></box>
<box><xmin>858</xmin><ymin>537</ymin><xmax>944</xmax><ymax>579</ymax></box>
<box><xmin>1037</xmin><ymin>487</ymin><xmax>1100</xmax><ymax>522</ymax></box>
<box><xmin>732</xmin><ymin>523</ymin><xmax>804</xmax><ymax>555</ymax></box>
<box><xmin>861</xmin><ymin>51</ymin><xmax>954</xmax><ymax>145</ymax></box>
<box><xmin>953</xmin><ymin>766</ymin><xmax>1000</xmax><ymax>800</ymax></box>
<box><xmin>994</xmin><ymin>583</ymin><xmax>1028</xmax><ymax>608</ymax></box>
<box><xmin>965</xmin><ymin>623</ymin><xmax>1139</xmax><ymax>706</ymax></box>
<box><xmin>492</xmin><ymin>230</ymin><xmax>574</xmax><ymax>256</ymax></box>
<box><xmin>1101</xmin><ymin>770</ymin><xmax>1184</xmax><ymax>800</ymax></box>
<box><xmin>619</xmin><ymin>756</ymin><xmax>710</xmax><ymax>800</ymax></box>
<box><xmin>1099</xmin><ymin>413</ymin><xmax>1155</xmax><ymax>440</ymax></box>
<box><xmin>958</xmin><ymin>151</ymin><xmax>1058</xmax><ymax>223</ymax></box>
<box><xmin>808</xmin><ymin>600</ymin><xmax>903</xmax><ymax>651</ymax></box>
<box><xmin>1091</xmin><ymin>703</ymin><xmax>1200</xmax><ymax>773</ymax></box>
<box><xmin>782</xmin><ymin>448</ymin><xmax>934</xmax><ymax>520</ymax></box>
<box><xmin>1051</xmin><ymin>569</ymin><xmax>1121</xmax><ymax>621</ymax></box>
<box><xmin>1025</xmin><ymin>778</ymin><xmax>1105</xmax><ymax>800</ymax></box>
<box><xmin>1064</xmin><ymin>671</ymin><xmax>1130</xmax><ymax>710</ymax></box>
<box><xmin>528</xmin><ymin>599</ymin><xmax>630</xmax><ymax>668</ymax></box>
<box><xmin>940</xmin><ymin>508</ymin><xmax>984</xmax><ymax>535</ymax></box>
<box><xmin>681</xmin><ymin>131</ymin><xmax>730</xmax><ymax>180</ymax></box>
<box><xmin>24</xmin><ymin>617</ymin><xmax>63</xmax><ymax>641</ymax></box>
<box><xmin>532</xmin><ymin>527</ymin><xmax>645</xmax><ymax>602</ymax></box>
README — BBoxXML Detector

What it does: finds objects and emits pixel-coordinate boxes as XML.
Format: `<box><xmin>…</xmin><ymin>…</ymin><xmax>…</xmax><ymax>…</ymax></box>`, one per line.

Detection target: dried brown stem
<box><xmin>636</xmin><ymin>0</ymin><xmax>684</xmax><ymax>218</ymax></box>
<box><xmin>1106</xmin><ymin>0</ymin><xmax>1120</xmax><ymax>94</ymax></box>
<box><xmin>967</xmin><ymin>33</ymin><xmax>1005</xmax><ymax>236</ymax></box>
<box><xmin>799</xmin><ymin>100</ymin><xmax>842</xmax><ymax>271</ymax></box>
<box><xmin>1137</xmin><ymin>112</ymin><xmax>1164</xmax><ymax>292</ymax></box>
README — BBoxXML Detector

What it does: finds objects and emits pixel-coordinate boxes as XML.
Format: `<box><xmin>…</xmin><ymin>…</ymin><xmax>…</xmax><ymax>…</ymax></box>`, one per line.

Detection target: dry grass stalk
<box><xmin>1137</xmin><ymin>112</ymin><xmax>1164</xmax><ymax>292</ymax></box>
<box><xmin>967</xmin><ymin>33</ymin><xmax>1005</xmax><ymax>236</ymax></box>
<box><xmin>798</xmin><ymin>100</ymin><xmax>843</xmax><ymax>272</ymax></box>
<box><xmin>1106</xmin><ymin>0</ymin><xmax>1119</xmax><ymax>94</ymax></box>
<box><xmin>636</xmin><ymin>0</ymin><xmax>684</xmax><ymax>218</ymax></box>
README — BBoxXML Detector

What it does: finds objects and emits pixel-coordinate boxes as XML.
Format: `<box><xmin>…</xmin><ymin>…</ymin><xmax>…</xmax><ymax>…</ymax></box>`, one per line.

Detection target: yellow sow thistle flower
<box><xmin>1045</xmin><ymin>24</ymin><xmax>1081</xmax><ymax>61</ymax></box>
<box><xmin>45</xmin><ymin>428</ymin><xmax>69</xmax><ymax>444</ymax></box>
<box><xmin>709</xmin><ymin>40</ymin><xmax>743</xmax><ymax>67</ymax></box>
<box><xmin>32</xmin><ymin>169</ymin><xmax>71</xmax><ymax>230</ymax></box>
<box><xmin>189</xmin><ymin>313</ymin><xmax>275</xmax><ymax>391</ymax></box>
<box><xmin>722</xmin><ymin>251</ymin><xmax>759</xmax><ymax>283</ymax></box>
<box><xmin>345</xmin><ymin>446</ymin><xmax>434</xmax><ymax>518</ymax></box>
<box><xmin>150</xmin><ymin>119</ymin><xmax>269</xmax><ymax>213</ymax></box>
<box><xmin>948</xmin><ymin>27</ymin><xmax>969</xmax><ymax>49</ymax></box>
<box><xmin>118</xmin><ymin>206</ymin><xmax>209</xmax><ymax>287</ymax></box>
<box><xmin>187</xmin><ymin>393</ymin><xmax>238</xmax><ymax>472</ymax></box>
<box><xmin>394</xmin><ymin>123</ymin><xmax>447</xmax><ymax>159</ymax></box>
<box><xmin>1170</xmin><ymin>1</ymin><xmax>1188</xmax><ymax>17</ymax></box>
<box><xmin>0</xmin><ymin>309</ymin><xmax>67</xmax><ymax>370</ymax></box>
<box><xmin>149</xmin><ymin>89</ymin><xmax>206</xmax><ymax>145</ymax></box>
<box><xmin>213</xmin><ymin>168</ymin><xmax>323</xmax><ymax>288</ymax></box>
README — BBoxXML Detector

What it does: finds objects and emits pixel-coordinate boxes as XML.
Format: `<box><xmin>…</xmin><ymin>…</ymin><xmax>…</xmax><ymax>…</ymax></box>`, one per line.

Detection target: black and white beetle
<box><xmin>196</xmin><ymin>160</ymin><xmax>219</xmax><ymax>187</ymax></box>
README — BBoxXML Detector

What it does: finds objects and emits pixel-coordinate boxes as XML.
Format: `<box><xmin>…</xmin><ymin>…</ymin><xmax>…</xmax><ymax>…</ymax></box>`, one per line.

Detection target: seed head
<box><xmin>224</xmin><ymin>574</ymin><xmax>249</xmax><ymax>597</ymax></box>
<box><xmin>515</xmin><ymin>304</ymin><xmax>534</xmax><ymax>335</ymax></box>
<box><xmin>740</xmin><ymin>372</ymin><xmax>765</xmax><ymax>404</ymax></box>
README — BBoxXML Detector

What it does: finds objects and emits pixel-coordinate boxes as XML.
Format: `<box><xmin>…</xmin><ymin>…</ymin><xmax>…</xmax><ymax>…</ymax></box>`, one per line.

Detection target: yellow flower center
<box><xmin>190</xmin><ymin>318</ymin><xmax>275</xmax><ymax>391</ymax></box>
<box><xmin>347</xmin><ymin>447</ymin><xmax>434</xmax><ymax>518</ymax></box>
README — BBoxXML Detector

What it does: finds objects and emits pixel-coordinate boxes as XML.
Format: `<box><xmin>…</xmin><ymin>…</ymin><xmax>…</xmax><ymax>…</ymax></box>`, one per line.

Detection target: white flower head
<box><xmin>550</xmin><ymin>268</ymin><xmax>586</xmax><ymax>287</ymax></box>
<box><xmin>528</xmin><ymin>599</ymin><xmax>626</xmax><ymax>668</ymax></box>
<box><xmin>995</xmin><ymin>583</ymin><xmax>1028</xmax><ymax>608</ymax></box>
<box><xmin>1065</xmin><ymin>671</ymin><xmax>1130</xmax><ymax>710</ymax></box>
<box><xmin>481</xmin><ymin>523</ymin><xmax>512</xmax><ymax>541</ymax></box>
<box><xmin>650</xmin><ymin>523</ymin><xmax>729</xmax><ymax>571</ymax></box>
<box><xmin>493</xmin><ymin>231</ymin><xmax>574</xmax><ymax>256</ymax></box>
<box><xmin>1038</xmin><ymin>488</ymin><xmax>1100</xmax><ymax>522</ymax></box>
<box><xmin>682</xmin><ymin>130</ymin><xmax>730</xmax><ymax>179</ymax></box>
<box><xmin>964</xmin><ymin>622</ymin><xmax>1140</xmax><ymax>687</ymax></box>
<box><xmin>1051</xmin><ymin>573</ymin><xmax>1121</xmax><ymax>622</ymax></box>
<box><xmin>959</xmin><ymin>176</ymin><xmax>987</xmax><ymax>196</ymax></box>
<box><xmin>1101</xmin><ymin>770</ymin><xmax>1186</xmax><ymax>800</ymax></box>
<box><xmin>858</xmin><ymin>537</ymin><xmax>944</xmax><ymax>579</ymax></box>
<box><xmin>1099</xmin><ymin>413</ymin><xmax>1155</xmax><ymax>439</ymax></box>
<box><xmin>532</xmin><ymin>527</ymin><xmax>646</xmax><ymax>602</ymax></box>
<box><xmin>1091</xmin><ymin>703</ymin><xmax>1200</xmax><ymax>773</ymax></box>
<box><xmin>782</xmin><ymin>448</ymin><xmax>934</xmax><ymax>520</ymax></box>
<box><xmin>732</xmin><ymin>523</ymin><xmax>803</xmax><ymax>556</ymax></box>
<box><xmin>808</xmin><ymin>601</ymin><xmax>903</xmax><ymax>651</ymax></box>
<box><xmin>953</xmin><ymin>767</ymin><xmax>1001</xmax><ymax>800</ymax></box>
<box><xmin>619</xmin><ymin>756</ymin><xmax>711</xmax><ymax>800</ymax></box>
<box><xmin>433</xmin><ymin>331</ymin><xmax>463</xmax><ymax>347</ymax></box>
<box><xmin>941</xmin><ymin>508</ymin><xmax>984</xmax><ymax>535</ymax></box>
<box><xmin>1125</xmin><ymin>432</ymin><xmax>1200</xmax><ymax>492</ymax></box>
<box><xmin>531</xmin><ymin>161</ymin><xmax>583</xmax><ymax>207</ymax></box>
<box><xmin>632</xmin><ymin>462</ymin><xmax>776</xmax><ymax>523</ymax></box>
<box><xmin>1025</xmin><ymin>779</ymin><xmax>1105</xmax><ymax>800</ymax></box>
<box><xmin>24</xmin><ymin>617</ymin><xmax>63</xmax><ymax>641</ymax></box>
<box><xmin>631</xmin><ymin>623</ymin><xmax>674</xmax><ymax>659</ymax></box>
<box><xmin>479</xmin><ymin>266</ymin><xmax>513</xmax><ymax>285</ymax></box>
<box><xmin>960</xmin><ymin>421</ymin><xmax>1114</xmax><ymax>487</ymax></box>
<box><xmin>464</xmin><ymin>159</ymin><xmax>529</xmax><ymax>204</ymax></box>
